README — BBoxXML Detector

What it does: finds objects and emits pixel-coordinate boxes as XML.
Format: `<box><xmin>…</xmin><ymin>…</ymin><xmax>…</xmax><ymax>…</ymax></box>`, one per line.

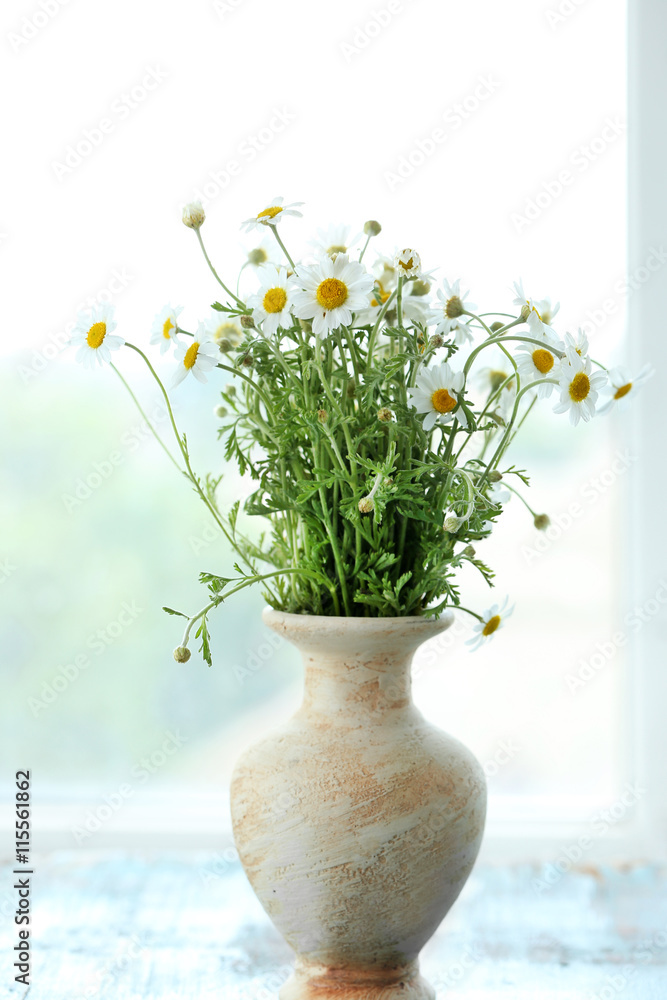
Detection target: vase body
<box><xmin>230</xmin><ymin>609</ymin><xmax>486</xmax><ymax>1000</ymax></box>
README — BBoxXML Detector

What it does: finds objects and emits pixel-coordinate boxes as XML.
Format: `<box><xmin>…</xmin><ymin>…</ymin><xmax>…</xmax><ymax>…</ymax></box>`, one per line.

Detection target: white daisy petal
<box><xmin>69</xmin><ymin>303</ymin><xmax>124</xmax><ymax>368</ymax></box>
<box><xmin>150</xmin><ymin>305</ymin><xmax>183</xmax><ymax>354</ymax></box>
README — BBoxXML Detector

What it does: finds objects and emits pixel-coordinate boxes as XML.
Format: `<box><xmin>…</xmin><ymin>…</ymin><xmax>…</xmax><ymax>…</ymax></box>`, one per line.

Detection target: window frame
<box><xmin>6</xmin><ymin>0</ymin><xmax>666</xmax><ymax>863</ymax></box>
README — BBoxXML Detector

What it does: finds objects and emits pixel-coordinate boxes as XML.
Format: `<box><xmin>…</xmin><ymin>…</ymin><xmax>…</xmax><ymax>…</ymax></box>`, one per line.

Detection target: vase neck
<box><xmin>300</xmin><ymin>646</ymin><xmax>413</xmax><ymax>720</ymax></box>
<box><xmin>262</xmin><ymin>610</ymin><xmax>454</xmax><ymax>726</ymax></box>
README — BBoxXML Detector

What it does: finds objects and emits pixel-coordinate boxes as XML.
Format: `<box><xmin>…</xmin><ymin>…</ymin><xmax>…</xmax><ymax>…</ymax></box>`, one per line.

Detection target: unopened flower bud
<box><xmin>173</xmin><ymin>646</ymin><xmax>191</xmax><ymax>663</ymax></box>
<box><xmin>411</xmin><ymin>279</ymin><xmax>430</xmax><ymax>297</ymax></box>
<box><xmin>383</xmin><ymin>476</ymin><xmax>394</xmax><ymax>486</ymax></box>
<box><xmin>358</xmin><ymin>496</ymin><xmax>375</xmax><ymax>514</ymax></box>
<box><xmin>182</xmin><ymin>201</ymin><xmax>205</xmax><ymax>230</ymax></box>
<box><xmin>488</xmin><ymin>471</ymin><xmax>503</xmax><ymax>482</ymax></box>
<box><xmin>347</xmin><ymin>380</ymin><xmax>357</xmax><ymax>398</ymax></box>
<box><xmin>520</xmin><ymin>304</ymin><xmax>531</xmax><ymax>321</ymax></box>
<box><xmin>317</xmin><ymin>409</ymin><xmax>328</xmax><ymax>423</ymax></box>
<box><xmin>214</xmin><ymin>405</ymin><xmax>228</xmax><ymax>419</ymax></box>
<box><xmin>364</xmin><ymin>220</ymin><xmax>382</xmax><ymax>236</ymax></box>
<box><xmin>490</xmin><ymin>321</ymin><xmax>504</xmax><ymax>333</ymax></box>
<box><xmin>430</xmin><ymin>334</ymin><xmax>444</xmax><ymax>348</ymax></box>
<box><xmin>463</xmin><ymin>545</ymin><xmax>476</xmax><ymax>558</ymax></box>
<box><xmin>534</xmin><ymin>513</ymin><xmax>550</xmax><ymax>531</ymax></box>
<box><xmin>377</xmin><ymin>407</ymin><xmax>393</xmax><ymax>422</ymax></box>
<box><xmin>217</xmin><ymin>338</ymin><xmax>233</xmax><ymax>353</ymax></box>
<box><xmin>225</xmin><ymin>384</ymin><xmax>236</xmax><ymax>397</ymax></box>
<box><xmin>445</xmin><ymin>295</ymin><xmax>464</xmax><ymax>318</ymax></box>
<box><xmin>444</xmin><ymin>515</ymin><xmax>464</xmax><ymax>533</ymax></box>
<box><xmin>240</xmin><ymin>315</ymin><xmax>255</xmax><ymax>329</ymax></box>
<box><xmin>248</xmin><ymin>247</ymin><xmax>268</xmax><ymax>266</ymax></box>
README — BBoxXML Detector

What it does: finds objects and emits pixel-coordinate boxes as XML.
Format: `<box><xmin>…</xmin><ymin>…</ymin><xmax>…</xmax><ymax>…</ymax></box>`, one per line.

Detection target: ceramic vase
<box><xmin>230</xmin><ymin>608</ymin><xmax>486</xmax><ymax>1000</ymax></box>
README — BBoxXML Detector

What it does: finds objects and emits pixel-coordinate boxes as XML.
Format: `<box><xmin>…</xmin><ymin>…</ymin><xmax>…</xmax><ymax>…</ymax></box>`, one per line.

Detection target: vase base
<box><xmin>279</xmin><ymin>960</ymin><xmax>435</xmax><ymax>1000</ymax></box>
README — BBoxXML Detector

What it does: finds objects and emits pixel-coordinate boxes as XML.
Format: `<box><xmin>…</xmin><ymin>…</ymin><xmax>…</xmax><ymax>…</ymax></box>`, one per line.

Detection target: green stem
<box><xmin>181</xmin><ymin>567</ymin><xmax>338</xmax><ymax>647</ymax></box>
<box><xmin>358</xmin><ymin>232</ymin><xmax>372</xmax><ymax>262</ymax></box>
<box><xmin>110</xmin><ymin>363</ymin><xmax>182</xmax><ymax>473</ymax></box>
<box><xmin>481</xmin><ymin>378</ymin><xmax>559</xmax><ymax>484</ymax></box>
<box><xmin>462</xmin><ymin>334</ymin><xmax>564</xmax><ymax>380</ymax></box>
<box><xmin>269</xmin><ymin>226</ymin><xmax>296</xmax><ymax>270</ymax></box>
<box><xmin>504</xmin><ymin>482</ymin><xmax>538</xmax><ymax>517</ymax></box>
<box><xmin>195</xmin><ymin>230</ymin><xmax>245</xmax><ymax>308</ymax></box>
<box><xmin>366</xmin><ymin>287</ymin><xmax>398</xmax><ymax>367</ymax></box>
<box><xmin>124</xmin><ymin>341</ymin><xmax>257</xmax><ymax>575</ymax></box>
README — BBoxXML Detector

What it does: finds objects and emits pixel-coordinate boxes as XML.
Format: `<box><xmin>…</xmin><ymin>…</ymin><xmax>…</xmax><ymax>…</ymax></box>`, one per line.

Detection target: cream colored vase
<box><xmin>230</xmin><ymin>609</ymin><xmax>486</xmax><ymax>1000</ymax></box>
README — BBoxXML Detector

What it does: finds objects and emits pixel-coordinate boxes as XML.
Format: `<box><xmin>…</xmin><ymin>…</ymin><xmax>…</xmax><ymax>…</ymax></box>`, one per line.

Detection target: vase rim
<box><xmin>262</xmin><ymin>606</ymin><xmax>455</xmax><ymax>631</ymax></box>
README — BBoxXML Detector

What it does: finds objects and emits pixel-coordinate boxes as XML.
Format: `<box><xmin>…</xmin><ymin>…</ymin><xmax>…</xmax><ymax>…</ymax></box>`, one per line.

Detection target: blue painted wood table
<box><xmin>0</xmin><ymin>854</ymin><xmax>666</xmax><ymax>998</ymax></box>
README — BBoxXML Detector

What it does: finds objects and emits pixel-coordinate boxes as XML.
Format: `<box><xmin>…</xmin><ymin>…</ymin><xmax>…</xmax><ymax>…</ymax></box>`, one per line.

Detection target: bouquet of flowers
<box><xmin>70</xmin><ymin>196</ymin><xmax>652</xmax><ymax>665</ymax></box>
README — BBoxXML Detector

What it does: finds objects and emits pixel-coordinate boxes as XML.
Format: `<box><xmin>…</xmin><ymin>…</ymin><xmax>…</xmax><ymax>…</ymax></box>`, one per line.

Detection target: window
<box><xmin>5</xmin><ymin>0</ymin><xmax>661</xmax><ymax>862</ymax></box>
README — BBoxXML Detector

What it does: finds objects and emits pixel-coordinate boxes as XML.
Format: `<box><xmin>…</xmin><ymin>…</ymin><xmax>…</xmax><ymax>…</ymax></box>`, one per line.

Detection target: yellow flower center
<box><xmin>569</xmin><ymin>371</ymin><xmax>591</xmax><ymax>402</ymax></box>
<box><xmin>263</xmin><ymin>287</ymin><xmax>287</xmax><ymax>314</ymax></box>
<box><xmin>163</xmin><ymin>318</ymin><xmax>174</xmax><ymax>339</ymax></box>
<box><xmin>614</xmin><ymin>381</ymin><xmax>632</xmax><ymax>399</ymax></box>
<box><xmin>327</xmin><ymin>244</ymin><xmax>347</xmax><ymax>255</ymax></box>
<box><xmin>532</xmin><ymin>348</ymin><xmax>554</xmax><ymax>374</ymax></box>
<box><xmin>482</xmin><ymin>614</ymin><xmax>501</xmax><ymax>637</ymax></box>
<box><xmin>316</xmin><ymin>278</ymin><xmax>348</xmax><ymax>311</ymax></box>
<box><xmin>445</xmin><ymin>295</ymin><xmax>463</xmax><ymax>318</ymax></box>
<box><xmin>431</xmin><ymin>388</ymin><xmax>457</xmax><ymax>413</ymax></box>
<box><xmin>184</xmin><ymin>342</ymin><xmax>200</xmax><ymax>369</ymax></box>
<box><xmin>257</xmin><ymin>206</ymin><xmax>283</xmax><ymax>221</ymax></box>
<box><xmin>370</xmin><ymin>284</ymin><xmax>391</xmax><ymax>308</ymax></box>
<box><xmin>86</xmin><ymin>321</ymin><xmax>107</xmax><ymax>349</ymax></box>
<box><xmin>398</xmin><ymin>256</ymin><xmax>414</xmax><ymax>272</ymax></box>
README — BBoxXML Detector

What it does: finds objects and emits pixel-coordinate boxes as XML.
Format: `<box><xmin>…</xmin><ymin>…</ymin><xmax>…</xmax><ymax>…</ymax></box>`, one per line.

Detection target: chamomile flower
<box><xmin>515</xmin><ymin>332</ymin><xmax>562</xmax><ymax>398</ymax></box>
<box><xmin>563</xmin><ymin>328</ymin><xmax>589</xmax><ymax>359</ymax></box>
<box><xmin>310</xmin><ymin>224</ymin><xmax>361</xmax><ymax>259</ymax></box>
<box><xmin>394</xmin><ymin>248</ymin><xmax>422</xmax><ymax>279</ymax></box>
<box><xmin>553</xmin><ymin>350</ymin><xmax>607</xmax><ymax>425</ymax></box>
<box><xmin>430</xmin><ymin>279</ymin><xmax>477</xmax><ymax>345</ymax></box>
<box><xmin>291</xmin><ymin>254</ymin><xmax>374</xmax><ymax>336</ymax></box>
<box><xmin>150</xmin><ymin>305</ymin><xmax>183</xmax><ymax>354</ymax></box>
<box><xmin>172</xmin><ymin>326</ymin><xmax>219</xmax><ymax>386</ymax></box>
<box><xmin>466</xmin><ymin>597</ymin><xmax>514</xmax><ymax>651</ymax></box>
<box><xmin>203</xmin><ymin>313</ymin><xmax>243</xmax><ymax>353</ymax></box>
<box><xmin>512</xmin><ymin>278</ymin><xmax>535</xmax><ymax>312</ymax></box>
<box><xmin>70</xmin><ymin>303</ymin><xmax>124</xmax><ymax>368</ymax></box>
<box><xmin>533</xmin><ymin>297</ymin><xmax>560</xmax><ymax>327</ymax></box>
<box><xmin>242</xmin><ymin>196</ymin><xmax>304</xmax><ymax>233</ymax></box>
<box><xmin>512</xmin><ymin>280</ymin><xmax>558</xmax><ymax>337</ymax></box>
<box><xmin>247</xmin><ymin>265</ymin><xmax>293</xmax><ymax>336</ymax></box>
<box><xmin>406</xmin><ymin>361</ymin><xmax>469</xmax><ymax>431</ymax></box>
<box><xmin>597</xmin><ymin>364</ymin><xmax>654</xmax><ymax>414</ymax></box>
<box><xmin>244</xmin><ymin>238</ymin><xmax>280</xmax><ymax>269</ymax></box>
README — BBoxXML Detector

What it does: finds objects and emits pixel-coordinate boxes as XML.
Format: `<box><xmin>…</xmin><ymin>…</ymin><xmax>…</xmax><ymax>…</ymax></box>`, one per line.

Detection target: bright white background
<box><xmin>3</xmin><ymin>0</ymin><xmax>656</xmax><ymax>859</ymax></box>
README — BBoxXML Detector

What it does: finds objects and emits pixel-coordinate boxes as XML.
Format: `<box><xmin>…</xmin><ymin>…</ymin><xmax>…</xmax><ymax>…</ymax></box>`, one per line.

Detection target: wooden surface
<box><xmin>0</xmin><ymin>853</ymin><xmax>666</xmax><ymax>998</ymax></box>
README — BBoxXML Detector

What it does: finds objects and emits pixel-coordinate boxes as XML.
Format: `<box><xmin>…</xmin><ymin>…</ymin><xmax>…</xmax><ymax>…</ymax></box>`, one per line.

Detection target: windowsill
<box><xmin>2</xmin><ymin>788</ymin><xmax>662</xmax><ymax>862</ymax></box>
